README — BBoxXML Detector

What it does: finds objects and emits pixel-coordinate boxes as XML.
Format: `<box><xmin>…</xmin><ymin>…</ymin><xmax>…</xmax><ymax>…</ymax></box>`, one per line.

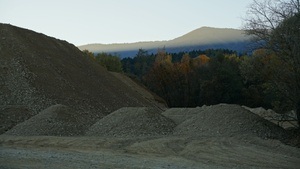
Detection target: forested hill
<box><xmin>78</xmin><ymin>27</ymin><xmax>252</xmax><ymax>58</ymax></box>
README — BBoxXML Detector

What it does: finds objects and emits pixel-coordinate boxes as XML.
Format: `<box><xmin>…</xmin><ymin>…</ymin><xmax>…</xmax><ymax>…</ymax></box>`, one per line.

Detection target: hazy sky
<box><xmin>0</xmin><ymin>0</ymin><xmax>253</xmax><ymax>46</ymax></box>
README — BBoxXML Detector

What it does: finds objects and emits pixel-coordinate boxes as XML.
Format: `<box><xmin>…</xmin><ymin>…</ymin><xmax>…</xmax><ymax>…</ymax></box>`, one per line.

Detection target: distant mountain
<box><xmin>78</xmin><ymin>27</ymin><xmax>252</xmax><ymax>58</ymax></box>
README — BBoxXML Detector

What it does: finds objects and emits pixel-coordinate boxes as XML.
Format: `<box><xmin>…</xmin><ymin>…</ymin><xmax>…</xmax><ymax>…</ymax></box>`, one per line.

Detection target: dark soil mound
<box><xmin>173</xmin><ymin>104</ymin><xmax>288</xmax><ymax>139</ymax></box>
<box><xmin>86</xmin><ymin>107</ymin><xmax>176</xmax><ymax>137</ymax></box>
<box><xmin>0</xmin><ymin>23</ymin><xmax>164</xmax><ymax>135</ymax></box>
<box><xmin>4</xmin><ymin>104</ymin><xmax>88</xmax><ymax>136</ymax></box>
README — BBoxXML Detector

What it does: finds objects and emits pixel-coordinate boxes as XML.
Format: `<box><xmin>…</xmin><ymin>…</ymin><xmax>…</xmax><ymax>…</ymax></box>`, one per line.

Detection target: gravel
<box><xmin>4</xmin><ymin>104</ymin><xmax>89</xmax><ymax>136</ymax></box>
<box><xmin>1</xmin><ymin>23</ymin><xmax>165</xmax><ymax>135</ymax></box>
<box><xmin>173</xmin><ymin>104</ymin><xmax>288</xmax><ymax>139</ymax></box>
<box><xmin>0</xmin><ymin>105</ymin><xmax>34</xmax><ymax>134</ymax></box>
<box><xmin>86</xmin><ymin>107</ymin><xmax>176</xmax><ymax>137</ymax></box>
<box><xmin>162</xmin><ymin>106</ymin><xmax>208</xmax><ymax>125</ymax></box>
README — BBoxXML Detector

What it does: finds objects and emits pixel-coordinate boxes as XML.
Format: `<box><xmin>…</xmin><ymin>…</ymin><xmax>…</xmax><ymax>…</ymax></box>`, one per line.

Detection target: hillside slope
<box><xmin>78</xmin><ymin>27</ymin><xmax>251</xmax><ymax>57</ymax></box>
<box><xmin>0</xmin><ymin>23</ymin><xmax>164</xmax><ymax>134</ymax></box>
<box><xmin>170</xmin><ymin>27</ymin><xmax>249</xmax><ymax>45</ymax></box>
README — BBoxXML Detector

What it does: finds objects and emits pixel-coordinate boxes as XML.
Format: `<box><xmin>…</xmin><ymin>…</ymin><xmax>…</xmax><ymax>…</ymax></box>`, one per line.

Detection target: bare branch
<box><xmin>243</xmin><ymin>0</ymin><xmax>300</xmax><ymax>126</ymax></box>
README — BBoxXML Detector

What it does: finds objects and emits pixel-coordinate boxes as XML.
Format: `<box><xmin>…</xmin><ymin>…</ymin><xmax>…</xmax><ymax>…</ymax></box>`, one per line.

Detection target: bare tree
<box><xmin>244</xmin><ymin>0</ymin><xmax>300</xmax><ymax>127</ymax></box>
<box><xmin>244</xmin><ymin>0</ymin><xmax>299</xmax><ymax>47</ymax></box>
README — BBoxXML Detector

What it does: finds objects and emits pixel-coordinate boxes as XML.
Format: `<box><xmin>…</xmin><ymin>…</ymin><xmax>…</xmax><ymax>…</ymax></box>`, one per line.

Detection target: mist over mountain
<box><xmin>78</xmin><ymin>27</ymin><xmax>252</xmax><ymax>58</ymax></box>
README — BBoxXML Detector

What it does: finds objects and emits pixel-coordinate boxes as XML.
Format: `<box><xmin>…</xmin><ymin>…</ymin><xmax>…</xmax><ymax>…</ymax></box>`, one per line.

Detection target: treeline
<box><xmin>121</xmin><ymin>48</ymin><xmax>237</xmax><ymax>79</ymax></box>
<box><xmin>122</xmin><ymin>48</ymin><xmax>290</xmax><ymax>112</ymax></box>
<box><xmin>122</xmin><ymin>48</ymin><xmax>250</xmax><ymax>108</ymax></box>
<box><xmin>83</xmin><ymin>48</ymin><xmax>292</xmax><ymax>113</ymax></box>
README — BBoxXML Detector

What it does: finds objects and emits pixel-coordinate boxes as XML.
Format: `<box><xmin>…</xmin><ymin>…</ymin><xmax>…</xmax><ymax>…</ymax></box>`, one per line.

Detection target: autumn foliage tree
<box><xmin>121</xmin><ymin>47</ymin><xmax>281</xmax><ymax>109</ymax></box>
<box><xmin>142</xmin><ymin>48</ymin><xmax>245</xmax><ymax>107</ymax></box>
<box><xmin>143</xmin><ymin>48</ymin><xmax>176</xmax><ymax>105</ymax></box>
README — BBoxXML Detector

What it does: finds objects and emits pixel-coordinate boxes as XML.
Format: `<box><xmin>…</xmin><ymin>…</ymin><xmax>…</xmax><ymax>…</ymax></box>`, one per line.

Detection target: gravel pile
<box><xmin>1</xmin><ymin>23</ymin><xmax>164</xmax><ymax>135</ymax></box>
<box><xmin>3</xmin><ymin>104</ymin><xmax>289</xmax><ymax>140</ymax></box>
<box><xmin>242</xmin><ymin>106</ymin><xmax>299</xmax><ymax>129</ymax></box>
<box><xmin>86</xmin><ymin>107</ymin><xmax>176</xmax><ymax>137</ymax></box>
<box><xmin>0</xmin><ymin>105</ymin><xmax>34</xmax><ymax>134</ymax></box>
<box><xmin>4</xmin><ymin>104</ymin><xmax>88</xmax><ymax>136</ymax></box>
<box><xmin>173</xmin><ymin>104</ymin><xmax>288</xmax><ymax>139</ymax></box>
<box><xmin>162</xmin><ymin>106</ymin><xmax>210</xmax><ymax>125</ymax></box>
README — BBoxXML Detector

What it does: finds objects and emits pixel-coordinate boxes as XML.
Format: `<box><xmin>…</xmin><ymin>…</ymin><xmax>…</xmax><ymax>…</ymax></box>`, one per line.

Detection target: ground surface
<box><xmin>1</xmin><ymin>135</ymin><xmax>299</xmax><ymax>169</ymax></box>
<box><xmin>1</xmin><ymin>105</ymin><xmax>300</xmax><ymax>169</ymax></box>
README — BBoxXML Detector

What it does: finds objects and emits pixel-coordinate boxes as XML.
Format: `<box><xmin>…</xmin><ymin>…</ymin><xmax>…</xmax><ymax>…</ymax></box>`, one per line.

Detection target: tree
<box><xmin>244</xmin><ymin>0</ymin><xmax>300</xmax><ymax>126</ymax></box>
<box><xmin>155</xmin><ymin>47</ymin><xmax>172</xmax><ymax>65</ymax></box>
<box><xmin>194</xmin><ymin>54</ymin><xmax>210</xmax><ymax>67</ymax></box>
<box><xmin>143</xmin><ymin>50</ymin><xmax>175</xmax><ymax>106</ymax></box>
<box><xmin>95</xmin><ymin>53</ymin><xmax>123</xmax><ymax>72</ymax></box>
<box><xmin>244</xmin><ymin>0</ymin><xmax>299</xmax><ymax>47</ymax></box>
<box><xmin>121</xmin><ymin>49</ymin><xmax>156</xmax><ymax>79</ymax></box>
<box><xmin>200</xmin><ymin>55</ymin><xmax>244</xmax><ymax>105</ymax></box>
<box><xmin>239</xmin><ymin>49</ymin><xmax>281</xmax><ymax>108</ymax></box>
<box><xmin>133</xmin><ymin>49</ymin><xmax>153</xmax><ymax>78</ymax></box>
<box><xmin>82</xmin><ymin>50</ymin><xmax>95</xmax><ymax>60</ymax></box>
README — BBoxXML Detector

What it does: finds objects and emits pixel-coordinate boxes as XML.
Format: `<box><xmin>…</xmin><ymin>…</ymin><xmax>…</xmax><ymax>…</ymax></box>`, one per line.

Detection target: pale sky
<box><xmin>0</xmin><ymin>0</ymin><xmax>253</xmax><ymax>46</ymax></box>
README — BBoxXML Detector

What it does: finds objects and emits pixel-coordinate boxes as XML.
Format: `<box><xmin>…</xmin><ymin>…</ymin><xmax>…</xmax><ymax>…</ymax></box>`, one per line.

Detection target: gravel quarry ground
<box><xmin>1</xmin><ymin>104</ymin><xmax>300</xmax><ymax>169</ymax></box>
<box><xmin>1</xmin><ymin>135</ymin><xmax>299</xmax><ymax>169</ymax></box>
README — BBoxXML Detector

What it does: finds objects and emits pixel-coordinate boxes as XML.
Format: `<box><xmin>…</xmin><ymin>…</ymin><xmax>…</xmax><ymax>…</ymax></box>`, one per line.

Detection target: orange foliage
<box><xmin>179</xmin><ymin>54</ymin><xmax>191</xmax><ymax>74</ymax></box>
<box><xmin>154</xmin><ymin>49</ymin><xmax>172</xmax><ymax>66</ymax></box>
<box><xmin>193</xmin><ymin>54</ymin><xmax>210</xmax><ymax>67</ymax></box>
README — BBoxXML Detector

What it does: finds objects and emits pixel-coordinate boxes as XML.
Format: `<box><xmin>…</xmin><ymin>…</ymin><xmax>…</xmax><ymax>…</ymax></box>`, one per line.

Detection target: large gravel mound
<box><xmin>1</xmin><ymin>23</ymin><xmax>164</xmax><ymax>134</ymax></box>
<box><xmin>4</xmin><ymin>104</ymin><xmax>88</xmax><ymax>136</ymax></box>
<box><xmin>173</xmin><ymin>104</ymin><xmax>288</xmax><ymax>139</ymax></box>
<box><xmin>86</xmin><ymin>107</ymin><xmax>176</xmax><ymax>137</ymax></box>
<box><xmin>0</xmin><ymin>105</ymin><xmax>34</xmax><ymax>134</ymax></box>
